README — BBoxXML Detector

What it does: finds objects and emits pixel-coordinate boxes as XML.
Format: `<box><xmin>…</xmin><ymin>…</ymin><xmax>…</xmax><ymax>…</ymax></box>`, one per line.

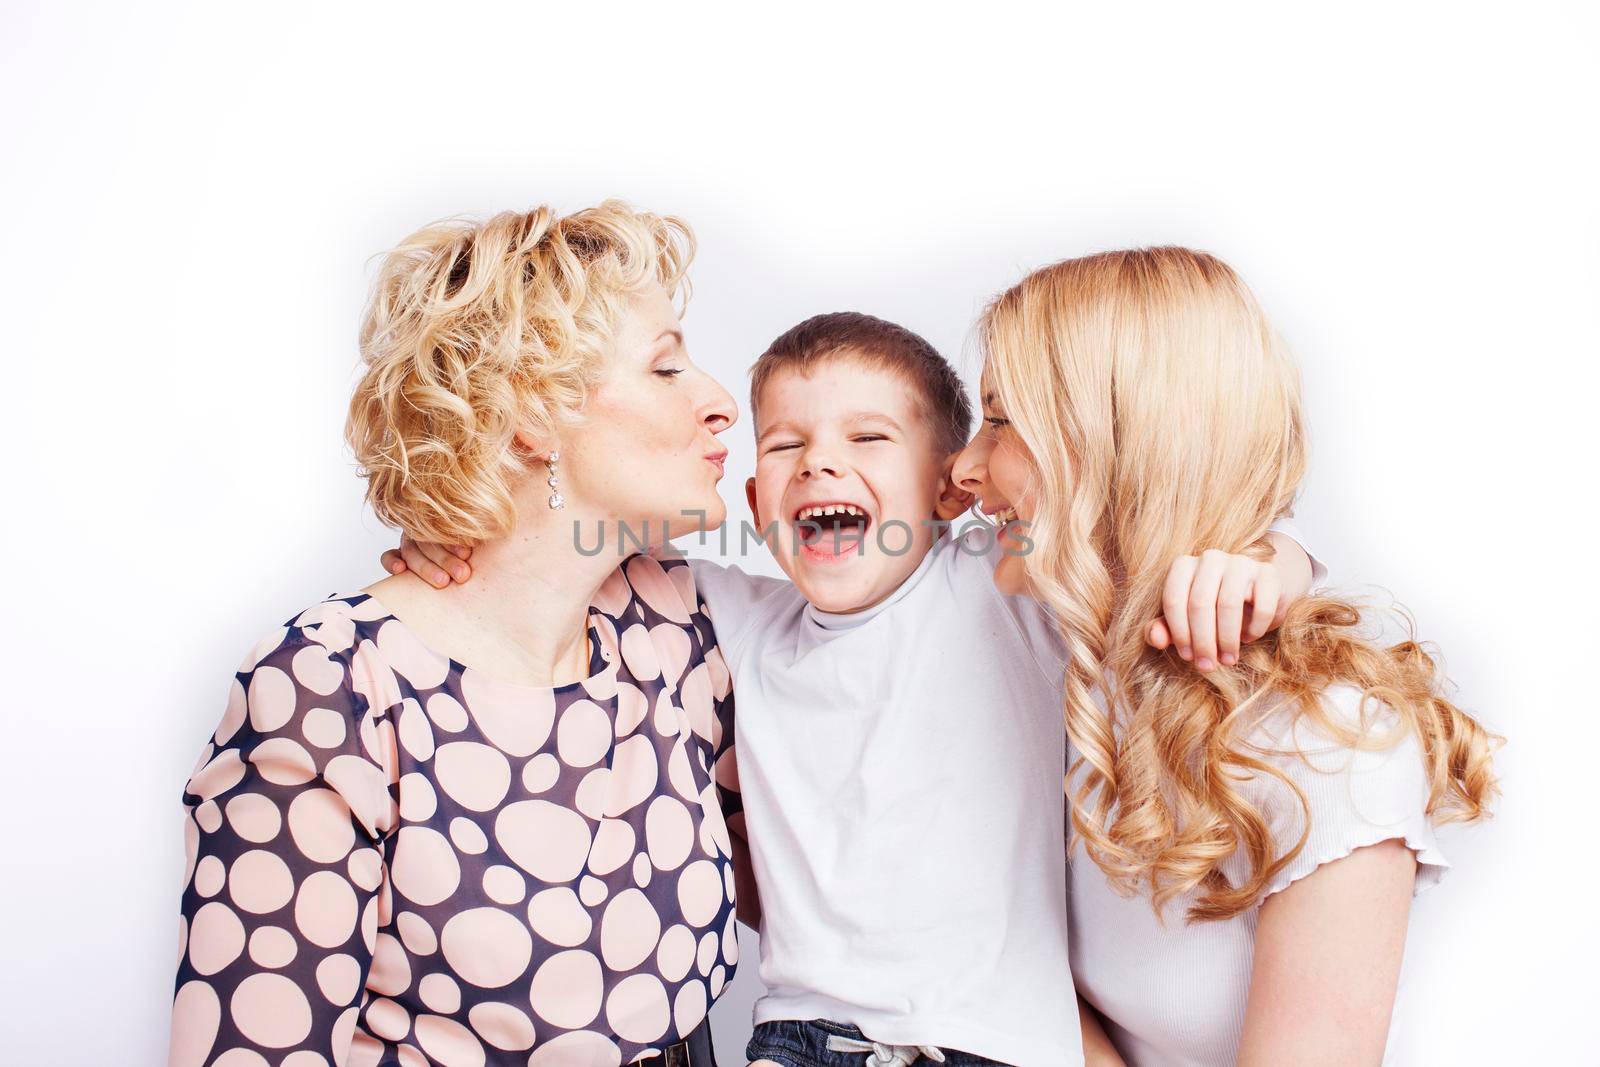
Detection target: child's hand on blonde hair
<box><xmin>1147</xmin><ymin>549</ymin><xmax>1288</xmax><ymax>672</ymax></box>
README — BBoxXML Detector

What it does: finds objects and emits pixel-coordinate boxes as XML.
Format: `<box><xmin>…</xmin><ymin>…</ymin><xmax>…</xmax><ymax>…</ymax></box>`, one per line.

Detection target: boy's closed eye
<box><xmin>763</xmin><ymin>434</ymin><xmax>889</xmax><ymax>454</ymax></box>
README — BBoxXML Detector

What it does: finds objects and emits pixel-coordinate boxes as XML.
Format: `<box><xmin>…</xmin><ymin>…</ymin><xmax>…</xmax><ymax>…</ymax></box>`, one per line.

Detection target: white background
<box><xmin>2</xmin><ymin>2</ymin><xmax>1595</xmax><ymax>1064</ymax></box>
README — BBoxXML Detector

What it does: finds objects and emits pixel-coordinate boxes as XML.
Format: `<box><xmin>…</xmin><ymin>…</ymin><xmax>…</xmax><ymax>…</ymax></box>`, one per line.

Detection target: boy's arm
<box><xmin>730</xmin><ymin>821</ymin><xmax>762</xmax><ymax>930</ymax></box>
<box><xmin>1265</xmin><ymin>527</ymin><xmax>1315</xmax><ymax>602</ymax></box>
<box><xmin>380</xmin><ymin>537</ymin><xmax>796</xmax><ymax>640</ymax></box>
<box><xmin>682</xmin><ymin>559</ymin><xmax>770</xmax><ymax>931</ymax></box>
<box><xmin>1078</xmin><ymin>995</ymin><xmax>1128</xmax><ymax>1067</ymax></box>
<box><xmin>1265</xmin><ymin>515</ymin><xmax>1328</xmax><ymax>588</ymax></box>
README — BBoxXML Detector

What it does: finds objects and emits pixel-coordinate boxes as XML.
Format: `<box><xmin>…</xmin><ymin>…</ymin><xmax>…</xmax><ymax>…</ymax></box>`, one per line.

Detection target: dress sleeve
<box><xmin>1266</xmin><ymin>514</ymin><xmax>1329</xmax><ymax>588</ymax></box>
<box><xmin>170</xmin><ymin>628</ymin><xmax>398</xmax><ymax>1067</ymax></box>
<box><xmin>685</xmin><ymin>557</ymin><xmax>789</xmax><ymax>668</ymax></box>
<box><xmin>674</xmin><ymin>561</ymin><xmax>742</xmax><ymax>830</ymax></box>
<box><xmin>1242</xmin><ymin>687</ymin><xmax>1449</xmax><ymax>902</ymax></box>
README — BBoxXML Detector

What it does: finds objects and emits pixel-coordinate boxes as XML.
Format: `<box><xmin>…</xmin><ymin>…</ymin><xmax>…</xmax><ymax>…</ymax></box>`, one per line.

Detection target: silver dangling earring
<box><xmin>545</xmin><ymin>453</ymin><xmax>565</xmax><ymax>510</ymax></box>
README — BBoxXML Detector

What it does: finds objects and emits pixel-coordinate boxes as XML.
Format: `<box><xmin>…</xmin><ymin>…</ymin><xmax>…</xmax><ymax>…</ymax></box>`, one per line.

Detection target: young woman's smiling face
<box><xmin>746</xmin><ymin>356</ymin><xmax>949</xmax><ymax>613</ymax></box>
<box><xmin>952</xmin><ymin>384</ymin><xmax>1039</xmax><ymax>596</ymax></box>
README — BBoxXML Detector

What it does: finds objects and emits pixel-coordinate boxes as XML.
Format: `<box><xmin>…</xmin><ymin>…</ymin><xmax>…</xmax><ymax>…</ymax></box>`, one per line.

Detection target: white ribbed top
<box><xmin>1067</xmin><ymin>684</ymin><xmax>1448</xmax><ymax>1067</ymax></box>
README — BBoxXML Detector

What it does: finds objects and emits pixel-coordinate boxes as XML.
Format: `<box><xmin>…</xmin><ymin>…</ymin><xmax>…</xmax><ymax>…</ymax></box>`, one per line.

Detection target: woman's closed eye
<box><xmin>654</xmin><ymin>367</ymin><xmax>686</xmax><ymax>379</ymax></box>
<box><xmin>984</xmin><ymin>416</ymin><xmax>1010</xmax><ymax>429</ymax></box>
<box><xmin>851</xmin><ymin>434</ymin><xmax>888</xmax><ymax>443</ymax></box>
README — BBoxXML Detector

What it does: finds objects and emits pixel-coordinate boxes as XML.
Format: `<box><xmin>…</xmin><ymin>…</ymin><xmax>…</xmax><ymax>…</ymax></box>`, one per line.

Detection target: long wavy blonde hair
<box><xmin>980</xmin><ymin>247</ymin><xmax>1499</xmax><ymax>922</ymax></box>
<box><xmin>347</xmin><ymin>200</ymin><xmax>694</xmax><ymax>545</ymax></box>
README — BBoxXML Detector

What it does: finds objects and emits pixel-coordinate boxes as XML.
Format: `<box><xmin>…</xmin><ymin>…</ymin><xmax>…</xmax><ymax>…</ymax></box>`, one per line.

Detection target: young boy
<box><xmin>389</xmin><ymin>312</ymin><xmax>1318</xmax><ymax>1066</ymax></box>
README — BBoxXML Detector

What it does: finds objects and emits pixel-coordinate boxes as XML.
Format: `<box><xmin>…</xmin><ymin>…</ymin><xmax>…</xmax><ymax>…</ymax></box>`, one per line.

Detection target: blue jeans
<box><xmin>746</xmin><ymin>1019</ymin><xmax>1010</xmax><ymax>1067</ymax></box>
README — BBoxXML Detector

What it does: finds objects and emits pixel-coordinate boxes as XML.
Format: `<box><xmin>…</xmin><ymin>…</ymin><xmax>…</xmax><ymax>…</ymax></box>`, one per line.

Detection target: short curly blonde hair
<box><xmin>346</xmin><ymin>200</ymin><xmax>694</xmax><ymax>544</ymax></box>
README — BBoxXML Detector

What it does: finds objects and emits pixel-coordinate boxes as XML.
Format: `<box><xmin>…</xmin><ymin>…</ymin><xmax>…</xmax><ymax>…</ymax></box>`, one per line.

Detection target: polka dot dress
<box><xmin>171</xmin><ymin>554</ymin><xmax>741</xmax><ymax>1067</ymax></box>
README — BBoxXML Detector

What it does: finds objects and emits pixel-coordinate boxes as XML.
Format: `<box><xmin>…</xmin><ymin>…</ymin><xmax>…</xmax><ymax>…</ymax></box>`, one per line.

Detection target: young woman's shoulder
<box><xmin>1244</xmin><ymin>683</ymin><xmax>1406</xmax><ymax>755</ymax></box>
<box><xmin>1235</xmin><ymin>683</ymin><xmax>1450</xmax><ymax>901</ymax></box>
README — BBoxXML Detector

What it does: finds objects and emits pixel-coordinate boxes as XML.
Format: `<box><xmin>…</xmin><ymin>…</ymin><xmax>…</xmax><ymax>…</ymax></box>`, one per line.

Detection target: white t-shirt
<box><xmin>691</xmin><ymin>527</ymin><xmax>1083</xmax><ymax>1067</ymax></box>
<box><xmin>1067</xmin><ymin>684</ymin><xmax>1448</xmax><ymax>1067</ymax></box>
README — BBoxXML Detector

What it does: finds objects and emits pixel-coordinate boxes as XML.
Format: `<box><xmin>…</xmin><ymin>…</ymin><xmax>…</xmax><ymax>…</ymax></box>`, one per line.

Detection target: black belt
<box><xmin>661</xmin><ymin>1016</ymin><xmax>718</xmax><ymax>1067</ymax></box>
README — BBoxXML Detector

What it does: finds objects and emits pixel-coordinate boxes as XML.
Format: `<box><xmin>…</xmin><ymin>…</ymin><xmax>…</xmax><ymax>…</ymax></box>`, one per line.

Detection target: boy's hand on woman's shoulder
<box><xmin>1148</xmin><ymin>549</ymin><xmax>1289</xmax><ymax>672</ymax></box>
<box><xmin>382</xmin><ymin>536</ymin><xmax>475</xmax><ymax>588</ymax></box>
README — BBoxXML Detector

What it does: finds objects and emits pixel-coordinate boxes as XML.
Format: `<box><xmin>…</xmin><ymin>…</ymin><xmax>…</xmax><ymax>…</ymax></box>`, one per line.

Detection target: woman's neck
<box><xmin>366</xmin><ymin>506</ymin><xmax>629</xmax><ymax>688</ymax></box>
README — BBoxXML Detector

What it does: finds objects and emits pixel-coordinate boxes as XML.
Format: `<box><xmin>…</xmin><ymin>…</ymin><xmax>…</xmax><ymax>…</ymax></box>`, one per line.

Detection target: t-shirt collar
<box><xmin>801</xmin><ymin>532</ymin><xmax>947</xmax><ymax>632</ymax></box>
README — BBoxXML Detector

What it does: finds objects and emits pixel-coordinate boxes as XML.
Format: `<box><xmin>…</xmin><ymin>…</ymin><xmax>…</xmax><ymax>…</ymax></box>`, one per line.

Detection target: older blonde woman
<box><xmin>171</xmin><ymin>202</ymin><xmax>741</xmax><ymax>1066</ymax></box>
<box><xmin>953</xmin><ymin>248</ymin><xmax>1498</xmax><ymax>1066</ymax></box>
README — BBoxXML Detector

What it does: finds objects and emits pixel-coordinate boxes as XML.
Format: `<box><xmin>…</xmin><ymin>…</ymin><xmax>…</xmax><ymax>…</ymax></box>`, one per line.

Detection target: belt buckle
<box><xmin>663</xmin><ymin>1039</ymin><xmax>689</xmax><ymax>1067</ymax></box>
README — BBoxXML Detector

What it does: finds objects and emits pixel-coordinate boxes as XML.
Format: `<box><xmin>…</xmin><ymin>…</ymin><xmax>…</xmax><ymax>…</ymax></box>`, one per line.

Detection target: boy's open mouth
<box><xmin>793</xmin><ymin>502</ymin><xmax>872</xmax><ymax>557</ymax></box>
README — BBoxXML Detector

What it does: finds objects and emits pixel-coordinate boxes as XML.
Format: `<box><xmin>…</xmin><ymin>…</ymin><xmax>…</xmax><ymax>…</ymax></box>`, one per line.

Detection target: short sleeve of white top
<box><xmin>1067</xmin><ymin>683</ymin><xmax>1448</xmax><ymax>1067</ymax></box>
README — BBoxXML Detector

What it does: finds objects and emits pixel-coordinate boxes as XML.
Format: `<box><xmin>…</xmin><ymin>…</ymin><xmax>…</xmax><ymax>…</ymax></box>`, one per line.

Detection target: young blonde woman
<box><xmin>953</xmin><ymin>248</ymin><xmax>1499</xmax><ymax>1066</ymax></box>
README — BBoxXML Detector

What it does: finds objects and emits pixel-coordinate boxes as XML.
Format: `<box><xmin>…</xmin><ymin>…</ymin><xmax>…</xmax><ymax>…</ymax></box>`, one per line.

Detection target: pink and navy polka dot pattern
<box><xmin>171</xmin><ymin>554</ymin><xmax>740</xmax><ymax>1066</ymax></box>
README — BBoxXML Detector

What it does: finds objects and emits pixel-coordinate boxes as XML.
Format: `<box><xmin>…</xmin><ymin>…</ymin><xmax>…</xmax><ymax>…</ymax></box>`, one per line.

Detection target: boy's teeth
<box><xmin>799</xmin><ymin>503</ymin><xmax>863</xmax><ymax>520</ymax></box>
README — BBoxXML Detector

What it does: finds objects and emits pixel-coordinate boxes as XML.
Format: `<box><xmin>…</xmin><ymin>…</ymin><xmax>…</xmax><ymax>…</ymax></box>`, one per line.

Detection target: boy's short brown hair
<box><xmin>749</xmin><ymin>312</ymin><xmax>973</xmax><ymax>455</ymax></box>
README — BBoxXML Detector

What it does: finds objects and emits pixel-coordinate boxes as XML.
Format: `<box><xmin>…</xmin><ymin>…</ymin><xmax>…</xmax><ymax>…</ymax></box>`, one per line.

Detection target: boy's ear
<box><xmin>745</xmin><ymin>477</ymin><xmax>762</xmax><ymax>529</ymax></box>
